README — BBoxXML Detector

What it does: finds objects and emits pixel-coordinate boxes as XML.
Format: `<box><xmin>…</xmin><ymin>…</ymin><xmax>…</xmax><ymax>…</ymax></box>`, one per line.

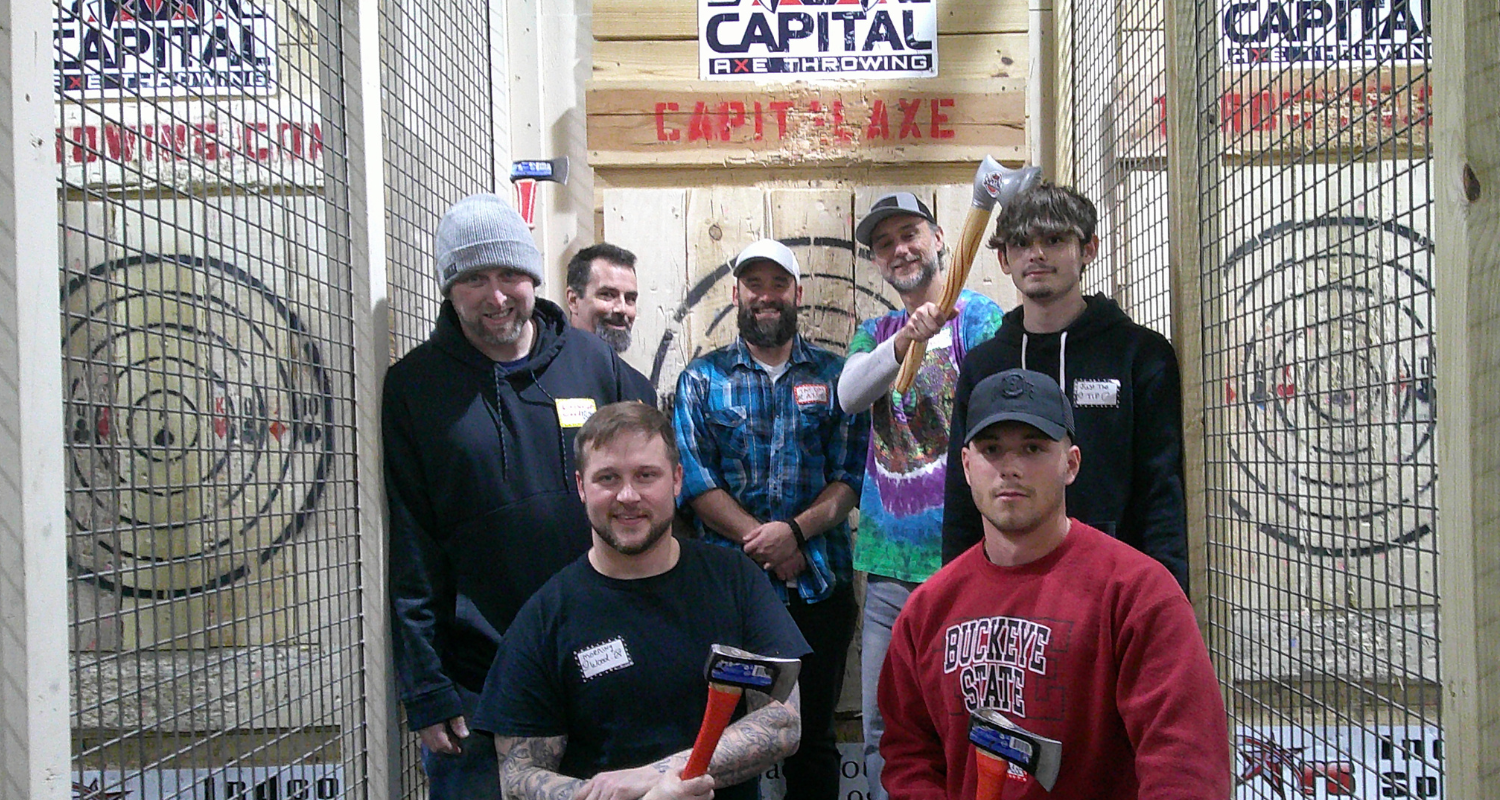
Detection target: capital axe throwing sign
<box><xmin>700</xmin><ymin>0</ymin><xmax>937</xmax><ymax>81</ymax></box>
<box><xmin>55</xmin><ymin>0</ymin><xmax>278</xmax><ymax>98</ymax></box>
<box><xmin>1220</xmin><ymin>0</ymin><xmax>1429</xmax><ymax>66</ymax></box>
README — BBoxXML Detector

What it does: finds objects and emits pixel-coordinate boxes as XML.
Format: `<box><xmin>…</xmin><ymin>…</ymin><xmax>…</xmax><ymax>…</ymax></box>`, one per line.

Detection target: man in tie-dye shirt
<box><xmin>838</xmin><ymin>192</ymin><xmax>1004</xmax><ymax>800</ymax></box>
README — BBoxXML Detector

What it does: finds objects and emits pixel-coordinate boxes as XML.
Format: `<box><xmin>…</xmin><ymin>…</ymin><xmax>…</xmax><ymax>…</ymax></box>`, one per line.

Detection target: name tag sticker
<box><xmin>576</xmin><ymin>637</ymin><xmax>632</xmax><ymax>680</ymax></box>
<box><xmin>555</xmin><ymin>398</ymin><xmax>598</xmax><ymax>428</ymax></box>
<box><xmin>1073</xmin><ymin>379</ymin><xmax>1121</xmax><ymax>408</ymax></box>
<box><xmin>794</xmin><ymin>383</ymin><xmax>830</xmax><ymax>406</ymax></box>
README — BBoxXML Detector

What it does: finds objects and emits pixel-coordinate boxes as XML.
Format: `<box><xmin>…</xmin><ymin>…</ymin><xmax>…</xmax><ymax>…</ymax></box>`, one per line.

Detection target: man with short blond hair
<box><xmin>474</xmin><ymin>402</ymin><xmax>808</xmax><ymax>800</ymax></box>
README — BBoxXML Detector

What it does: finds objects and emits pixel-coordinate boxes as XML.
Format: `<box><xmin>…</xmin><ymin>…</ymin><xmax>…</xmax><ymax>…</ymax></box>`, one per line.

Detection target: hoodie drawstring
<box><xmin>1059</xmin><ymin>331</ymin><xmax>1068</xmax><ymax>395</ymax></box>
<box><xmin>530</xmin><ymin>373</ymin><xmax>570</xmax><ymax>469</ymax></box>
<box><xmin>491</xmin><ymin>365</ymin><xmax>510</xmax><ymax>476</ymax></box>
<box><xmin>1020</xmin><ymin>331</ymin><xmax>1069</xmax><ymax>397</ymax></box>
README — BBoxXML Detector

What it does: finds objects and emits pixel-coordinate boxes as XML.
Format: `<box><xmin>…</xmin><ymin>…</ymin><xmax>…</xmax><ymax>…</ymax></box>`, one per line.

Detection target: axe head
<box><xmin>968</xmin><ymin>708</ymin><xmax>1062</xmax><ymax>792</ymax></box>
<box><xmin>510</xmin><ymin>157</ymin><xmax>569</xmax><ymax>184</ymax></box>
<box><xmin>703</xmin><ymin>644</ymin><xmax>800</xmax><ymax>702</ymax></box>
<box><xmin>971</xmin><ymin>157</ymin><xmax>1042</xmax><ymax>212</ymax></box>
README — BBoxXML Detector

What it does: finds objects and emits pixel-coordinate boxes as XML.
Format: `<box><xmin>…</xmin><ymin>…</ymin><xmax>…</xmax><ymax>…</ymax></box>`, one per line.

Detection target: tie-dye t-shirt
<box><xmin>849</xmin><ymin>289</ymin><xmax>1004</xmax><ymax>582</ymax></box>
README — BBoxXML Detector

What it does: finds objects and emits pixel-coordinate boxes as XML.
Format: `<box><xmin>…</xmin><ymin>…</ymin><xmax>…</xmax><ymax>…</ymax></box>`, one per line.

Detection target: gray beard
<box><xmin>594</xmin><ymin>322</ymin><xmax>632</xmax><ymax>353</ymax></box>
<box><xmin>887</xmin><ymin>257</ymin><xmax>940</xmax><ymax>293</ymax></box>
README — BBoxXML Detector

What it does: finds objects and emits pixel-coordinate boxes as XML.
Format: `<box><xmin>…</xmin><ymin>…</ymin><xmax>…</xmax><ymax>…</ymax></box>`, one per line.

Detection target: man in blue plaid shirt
<box><xmin>674</xmin><ymin>238</ymin><xmax>870</xmax><ymax>800</ymax></box>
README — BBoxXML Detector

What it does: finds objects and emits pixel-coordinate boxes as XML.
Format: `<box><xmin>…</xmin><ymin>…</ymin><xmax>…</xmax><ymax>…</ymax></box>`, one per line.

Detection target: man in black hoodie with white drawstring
<box><xmin>940</xmin><ymin>183</ymin><xmax>1189</xmax><ymax>591</ymax></box>
<box><xmin>384</xmin><ymin>194</ymin><xmax>655</xmax><ymax>800</ymax></box>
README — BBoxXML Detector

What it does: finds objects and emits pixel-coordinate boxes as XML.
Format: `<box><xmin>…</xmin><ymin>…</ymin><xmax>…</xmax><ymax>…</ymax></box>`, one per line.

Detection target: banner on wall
<box><xmin>1219</xmin><ymin>0</ymin><xmax>1429</xmax><ymax>66</ymax></box>
<box><xmin>699</xmin><ymin>0</ymin><xmax>937</xmax><ymax>80</ymax></box>
<box><xmin>55</xmin><ymin>0</ymin><xmax>279</xmax><ymax>98</ymax></box>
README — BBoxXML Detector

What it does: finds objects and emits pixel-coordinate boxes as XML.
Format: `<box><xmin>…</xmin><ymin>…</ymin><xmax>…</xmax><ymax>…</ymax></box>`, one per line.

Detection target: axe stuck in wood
<box><xmin>680</xmin><ymin>644</ymin><xmax>801</xmax><ymax>780</ymax></box>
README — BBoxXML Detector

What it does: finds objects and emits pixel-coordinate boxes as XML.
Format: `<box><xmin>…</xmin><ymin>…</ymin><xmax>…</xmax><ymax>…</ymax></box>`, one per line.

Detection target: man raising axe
<box><xmin>878</xmin><ymin>370</ymin><xmax>1231</xmax><ymax>799</ymax></box>
<box><xmin>473</xmin><ymin>402</ymin><xmax>809</xmax><ymax>800</ymax></box>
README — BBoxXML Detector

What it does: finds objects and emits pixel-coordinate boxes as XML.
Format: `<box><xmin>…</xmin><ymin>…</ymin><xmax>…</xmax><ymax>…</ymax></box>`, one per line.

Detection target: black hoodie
<box><xmin>384</xmin><ymin>297</ymin><xmax>655</xmax><ymax>730</ymax></box>
<box><xmin>941</xmin><ymin>295</ymin><xmax>1188</xmax><ymax>589</ymax></box>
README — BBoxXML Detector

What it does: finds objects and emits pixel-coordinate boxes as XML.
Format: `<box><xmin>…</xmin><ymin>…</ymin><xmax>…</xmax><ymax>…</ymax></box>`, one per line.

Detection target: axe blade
<box><xmin>971</xmin><ymin>157</ymin><xmax>1042</xmax><ymax>212</ymax></box>
<box><xmin>510</xmin><ymin>156</ymin><xmax>569</xmax><ymax>184</ymax></box>
<box><xmin>704</xmin><ymin>644</ymin><xmax>800</xmax><ymax>702</ymax></box>
<box><xmin>969</xmin><ymin>708</ymin><xmax>1062</xmax><ymax>792</ymax></box>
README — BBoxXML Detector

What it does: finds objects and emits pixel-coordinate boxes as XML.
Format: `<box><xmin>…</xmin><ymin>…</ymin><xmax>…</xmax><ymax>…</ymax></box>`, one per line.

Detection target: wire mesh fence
<box><xmin>377</xmin><ymin>0</ymin><xmax>505</xmax><ymax>795</ymax></box>
<box><xmin>57</xmin><ymin>0</ymin><xmax>370</xmax><ymax>797</ymax></box>
<box><xmin>1063</xmin><ymin>0</ymin><xmax>1438</xmax><ymax>795</ymax></box>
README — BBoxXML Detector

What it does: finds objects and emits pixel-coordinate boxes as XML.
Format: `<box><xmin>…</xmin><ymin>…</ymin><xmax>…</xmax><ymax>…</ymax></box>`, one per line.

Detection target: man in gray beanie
<box><xmin>384</xmin><ymin>193</ymin><xmax>656</xmax><ymax>800</ymax></box>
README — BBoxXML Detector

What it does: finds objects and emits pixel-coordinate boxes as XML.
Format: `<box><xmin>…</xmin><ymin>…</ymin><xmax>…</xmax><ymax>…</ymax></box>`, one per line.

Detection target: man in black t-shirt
<box><xmin>473</xmin><ymin>402</ymin><xmax>809</xmax><ymax>800</ymax></box>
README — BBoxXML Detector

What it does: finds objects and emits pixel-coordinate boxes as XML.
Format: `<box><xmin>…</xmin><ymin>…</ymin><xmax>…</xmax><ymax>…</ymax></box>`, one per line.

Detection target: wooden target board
<box><xmin>64</xmin><ymin>253</ymin><xmax>333</xmax><ymax>600</ymax></box>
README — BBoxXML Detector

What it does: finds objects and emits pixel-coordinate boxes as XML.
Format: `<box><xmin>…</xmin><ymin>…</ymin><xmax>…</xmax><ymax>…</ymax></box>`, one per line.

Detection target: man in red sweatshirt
<box><xmin>878</xmin><ymin>368</ymin><xmax>1231</xmax><ymax>799</ymax></box>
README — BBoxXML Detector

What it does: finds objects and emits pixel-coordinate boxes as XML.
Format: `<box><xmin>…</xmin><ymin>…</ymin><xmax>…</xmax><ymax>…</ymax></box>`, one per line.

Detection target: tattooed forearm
<box><xmin>703</xmin><ymin>683</ymin><xmax>802</xmax><ymax>786</ymax></box>
<box><xmin>495</xmin><ymin>735</ymin><xmax>586</xmax><ymax>800</ymax></box>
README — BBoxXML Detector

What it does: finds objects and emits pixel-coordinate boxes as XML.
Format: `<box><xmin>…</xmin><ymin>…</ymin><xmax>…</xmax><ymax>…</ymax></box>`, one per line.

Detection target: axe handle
<box><xmin>893</xmin><ymin>200</ymin><xmax>995</xmax><ymax>393</ymax></box>
<box><xmin>974</xmin><ymin>748</ymin><xmax>1010</xmax><ymax>800</ymax></box>
<box><xmin>682</xmin><ymin>683</ymin><xmax>744</xmax><ymax>779</ymax></box>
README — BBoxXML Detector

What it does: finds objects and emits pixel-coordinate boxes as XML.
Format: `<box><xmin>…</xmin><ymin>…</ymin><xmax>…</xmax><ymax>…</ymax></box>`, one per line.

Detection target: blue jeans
<box><xmin>420</xmin><ymin>684</ymin><xmax>499</xmax><ymax>800</ymax></box>
<box><xmin>861</xmin><ymin>576</ymin><xmax>916</xmax><ymax>800</ymax></box>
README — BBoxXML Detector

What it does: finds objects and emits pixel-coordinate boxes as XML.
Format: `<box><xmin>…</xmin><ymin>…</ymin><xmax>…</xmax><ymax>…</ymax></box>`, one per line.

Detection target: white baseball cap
<box><xmin>732</xmin><ymin>239</ymin><xmax>800</xmax><ymax>282</ymax></box>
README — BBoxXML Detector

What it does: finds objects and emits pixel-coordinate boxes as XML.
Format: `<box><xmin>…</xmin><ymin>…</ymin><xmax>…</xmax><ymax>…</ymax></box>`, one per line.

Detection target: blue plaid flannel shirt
<box><xmin>674</xmin><ymin>336</ymin><xmax>870</xmax><ymax>603</ymax></box>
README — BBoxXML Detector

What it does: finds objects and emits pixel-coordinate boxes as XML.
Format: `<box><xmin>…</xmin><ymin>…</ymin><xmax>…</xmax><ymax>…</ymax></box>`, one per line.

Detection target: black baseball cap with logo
<box><xmin>856</xmin><ymin>191</ymin><xmax>938</xmax><ymax>246</ymax></box>
<box><xmin>964</xmin><ymin>369</ymin><xmax>1076</xmax><ymax>444</ymax></box>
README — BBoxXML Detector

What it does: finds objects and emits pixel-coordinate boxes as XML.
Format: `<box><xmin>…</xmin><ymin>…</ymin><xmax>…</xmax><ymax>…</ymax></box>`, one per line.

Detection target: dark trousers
<box><xmin>783</xmin><ymin>582</ymin><xmax>858</xmax><ymax>800</ymax></box>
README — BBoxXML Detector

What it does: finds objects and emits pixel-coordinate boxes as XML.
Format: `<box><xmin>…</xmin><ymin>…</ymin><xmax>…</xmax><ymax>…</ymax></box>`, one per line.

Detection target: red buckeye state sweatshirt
<box><xmin>877</xmin><ymin>520</ymin><xmax>1231</xmax><ymax>800</ymax></box>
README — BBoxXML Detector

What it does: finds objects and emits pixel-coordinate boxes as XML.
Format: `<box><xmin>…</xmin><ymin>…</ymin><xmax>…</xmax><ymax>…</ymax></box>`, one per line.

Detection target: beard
<box><xmin>593</xmin><ymin>317</ymin><xmax>633</xmax><ymax>353</ymax></box>
<box><xmin>594</xmin><ymin>513</ymin><xmax>674</xmax><ymax>557</ymax></box>
<box><xmin>886</xmin><ymin>253</ymin><xmax>941</xmax><ymax>293</ymax></box>
<box><xmin>737</xmin><ymin>299</ymin><xmax>798</xmax><ymax>348</ymax></box>
<box><xmin>457</xmin><ymin>300</ymin><xmax>531</xmax><ymax>350</ymax></box>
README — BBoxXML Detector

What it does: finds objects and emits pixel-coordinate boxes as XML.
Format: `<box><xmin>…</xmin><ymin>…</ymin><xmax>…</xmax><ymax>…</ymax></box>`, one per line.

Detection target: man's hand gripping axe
<box><xmin>681</xmin><ymin>645</ymin><xmax>800</xmax><ymax>780</ymax></box>
<box><xmin>892</xmin><ymin>158</ymin><xmax>1041</xmax><ymax>393</ymax></box>
<box><xmin>969</xmin><ymin>708</ymin><xmax>1061</xmax><ymax>799</ymax></box>
<box><xmin>510</xmin><ymin>157</ymin><xmax>569</xmax><ymax>230</ymax></box>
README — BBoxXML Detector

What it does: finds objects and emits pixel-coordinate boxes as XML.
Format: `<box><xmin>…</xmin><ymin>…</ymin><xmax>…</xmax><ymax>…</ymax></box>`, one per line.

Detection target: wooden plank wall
<box><xmin>591</xmin><ymin>0</ymin><xmax>1033</xmax><ymax>721</ymax></box>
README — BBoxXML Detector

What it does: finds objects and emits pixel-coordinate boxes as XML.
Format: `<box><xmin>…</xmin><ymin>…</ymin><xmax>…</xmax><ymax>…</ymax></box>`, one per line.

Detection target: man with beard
<box><xmin>384</xmin><ymin>194</ymin><xmax>654</xmax><ymax>800</ymax></box>
<box><xmin>941</xmin><ymin>183</ymin><xmax>1189</xmax><ymax>591</ymax></box>
<box><xmin>837</xmin><ymin>193</ymin><xmax>1004</xmax><ymax>800</ymax></box>
<box><xmin>473</xmin><ymin>402</ymin><xmax>808</xmax><ymax>800</ymax></box>
<box><xmin>565</xmin><ymin>244</ymin><xmax>656</xmax><ymax>401</ymax></box>
<box><xmin>879</xmin><ymin>370</ymin><xmax>1230</xmax><ymax>799</ymax></box>
<box><xmin>674</xmin><ymin>238</ymin><xmax>870</xmax><ymax>800</ymax></box>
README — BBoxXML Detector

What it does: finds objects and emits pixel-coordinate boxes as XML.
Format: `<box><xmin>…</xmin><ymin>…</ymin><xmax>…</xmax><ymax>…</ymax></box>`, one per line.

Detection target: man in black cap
<box><xmin>878</xmin><ymin>369</ymin><xmax>1230</xmax><ymax>799</ymax></box>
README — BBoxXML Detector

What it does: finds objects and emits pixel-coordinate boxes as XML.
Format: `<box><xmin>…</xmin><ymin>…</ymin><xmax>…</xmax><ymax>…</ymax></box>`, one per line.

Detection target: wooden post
<box><xmin>0</xmin><ymin>1</ymin><xmax>71</xmax><ymax>796</ymax></box>
<box><xmin>1433</xmin><ymin>0</ymin><xmax>1500</xmax><ymax>792</ymax></box>
<box><xmin>1163</xmin><ymin>0</ymin><xmax>1220</xmax><ymax>640</ymax></box>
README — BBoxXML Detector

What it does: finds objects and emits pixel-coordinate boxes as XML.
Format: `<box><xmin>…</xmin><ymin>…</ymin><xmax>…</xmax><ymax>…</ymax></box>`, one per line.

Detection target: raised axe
<box><xmin>510</xmin><ymin>157</ymin><xmax>569</xmax><ymax>230</ymax></box>
<box><xmin>969</xmin><ymin>707</ymin><xmax>1061</xmax><ymax>798</ymax></box>
<box><xmin>681</xmin><ymin>644</ymin><xmax>801</xmax><ymax>780</ymax></box>
<box><xmin>892</xmin><ymin>158</ymin><xmax>1041</xmax><ymax>393</ymax></box>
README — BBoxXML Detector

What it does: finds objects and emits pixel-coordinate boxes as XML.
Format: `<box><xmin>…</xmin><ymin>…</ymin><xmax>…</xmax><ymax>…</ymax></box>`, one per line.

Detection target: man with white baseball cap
<box><xmin>673</xmin><ymin>238</ymin><xmax>870</xmax><ymax>800</ymax></box>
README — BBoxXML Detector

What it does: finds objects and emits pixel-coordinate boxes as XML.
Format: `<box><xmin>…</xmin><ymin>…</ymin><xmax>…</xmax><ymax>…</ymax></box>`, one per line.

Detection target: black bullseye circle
<box><xmin>63</xmin><ymin>254</ymin><xmax>334</xmax><ymax>598</ymax></box>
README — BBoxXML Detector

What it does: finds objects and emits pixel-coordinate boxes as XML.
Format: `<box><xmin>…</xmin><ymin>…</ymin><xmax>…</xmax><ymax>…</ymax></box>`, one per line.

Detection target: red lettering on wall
<box><xmin>929</xmin><ymin>98</ymin><xmax>954</xmax><ymax>139</ymax></box>
<box><xmin>898</xmin><ymin>98</ymin><xmax>924</xmax><ymax>139</ymax></box>
<box><xmin>655</xmin><ymin>102</ymin><xmax>681</xmax><ymax>141</ymax></box>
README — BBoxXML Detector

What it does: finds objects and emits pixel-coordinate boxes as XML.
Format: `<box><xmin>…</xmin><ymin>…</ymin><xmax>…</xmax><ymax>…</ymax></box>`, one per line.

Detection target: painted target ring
<box><xmin>1222</xmin><ymin>217</ymin><xmax>1435</xmax><ymax>557</ymax></box>
<box><xmin>63</xmin><ymin>254</ymin><xmax>334</xmax><ymax>598</ymax></box>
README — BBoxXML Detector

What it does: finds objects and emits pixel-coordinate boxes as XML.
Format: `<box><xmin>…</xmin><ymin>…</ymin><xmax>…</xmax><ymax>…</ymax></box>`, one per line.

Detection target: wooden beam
<box><xmin>1434</xmin><ymin>0</ymin><xmax>1500</xmax><ymax>793</ymax></box>
<box><xmin>594</xmin><ymin>0</ymin><xmax>1029</xmax><ymax>41</ymax></box>
<box><xmin>592</xmin><ymin>33</ymin><xmax>1030</xmax><ymax>83</ymax></box>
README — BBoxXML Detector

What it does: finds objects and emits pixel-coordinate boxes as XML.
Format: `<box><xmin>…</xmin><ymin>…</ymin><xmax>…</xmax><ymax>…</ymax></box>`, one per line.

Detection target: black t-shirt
<box><xmin>472</xmin><ymin>539</ymin><xmax>809</xmax><ymax>800</ymax></box>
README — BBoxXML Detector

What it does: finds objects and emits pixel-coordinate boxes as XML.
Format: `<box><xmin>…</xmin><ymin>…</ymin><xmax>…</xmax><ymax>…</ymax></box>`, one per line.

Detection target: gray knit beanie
<box><xmin>434</xmin><ymin>193</ymin><xmax>544</xmax><ymax>293</ymax></box>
